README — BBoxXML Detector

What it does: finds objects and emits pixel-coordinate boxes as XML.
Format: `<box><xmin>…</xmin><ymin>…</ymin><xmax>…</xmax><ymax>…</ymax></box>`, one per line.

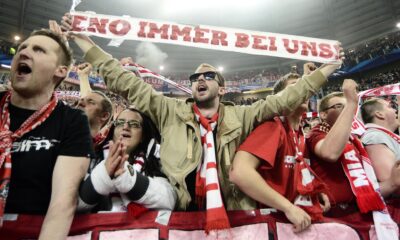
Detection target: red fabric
<box><xmin>238</xmin><ymin>118</ymin><xmax>326</xmax><ymax>220</ymax></box>
<box><xmin>127</xmin><ymin>202</ymin><xmax>148</xmax><ymax>218</ymax></box>
<box><xmin>307</xmin><ymin>127</ymin><xmax>355</xmax><ymax>205</ymax></box>
<box><xmin>238</xmin><ymin>119</ymin><xmax>298</xmax><ymax>201</ymax></box>
<box><xmin>342</xmin><ymin>137</ymin><xmax>385</xmax><ymax>213</ymax></box>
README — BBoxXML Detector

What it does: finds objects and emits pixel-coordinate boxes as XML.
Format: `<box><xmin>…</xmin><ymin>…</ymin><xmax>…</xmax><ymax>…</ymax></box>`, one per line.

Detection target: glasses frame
<box><xmin>189</xmin><ymin>71</ymin><xmax>218</xmax><ymax>84</ymax></box>
<box><xmin>113</xmin><ymin>119</ymin><xmax>142</xmax><ymax>129</ymax></box>
<box><xmin>324</xmin><ymin>103</ymin><xmax>345</xmax><ymax>111</ymax></box>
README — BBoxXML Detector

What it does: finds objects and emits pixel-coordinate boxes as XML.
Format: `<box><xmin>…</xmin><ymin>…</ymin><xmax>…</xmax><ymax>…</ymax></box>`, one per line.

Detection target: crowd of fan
<box><xmin>323</xmin><ymin>67</ymin><xmax>400</xmax><ymax>94</ymax></box>
<box><xmin>343</xmin><ymin>31</ymin><xmax>400</xmax><ymax>66</ymax></box>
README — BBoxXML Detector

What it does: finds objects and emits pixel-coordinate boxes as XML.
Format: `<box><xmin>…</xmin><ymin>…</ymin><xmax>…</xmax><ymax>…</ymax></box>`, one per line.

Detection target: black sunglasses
<box><xmin>189</xmin><ymin>71</ymin><xmax>217</xmax><ymax>83</ymax></box>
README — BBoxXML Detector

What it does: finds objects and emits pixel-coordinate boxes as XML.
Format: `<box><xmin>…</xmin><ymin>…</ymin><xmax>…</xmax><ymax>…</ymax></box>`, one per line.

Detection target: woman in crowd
<box><xmin>78</xmin><ymin>106</ymin><xmax>177</xmax><ymax>213</ymax></box>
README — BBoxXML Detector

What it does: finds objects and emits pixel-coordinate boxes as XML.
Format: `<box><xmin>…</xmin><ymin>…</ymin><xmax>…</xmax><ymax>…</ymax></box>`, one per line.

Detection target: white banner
<box><xmin>70</xmin><ymin>11</ymin><xmax>341</xmax><ymax>64</ymax></box>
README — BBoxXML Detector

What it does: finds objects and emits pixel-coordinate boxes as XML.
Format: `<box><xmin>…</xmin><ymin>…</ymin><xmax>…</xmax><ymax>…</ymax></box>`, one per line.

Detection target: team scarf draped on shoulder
<box><xmin>279</xmin><ymin>117</ymin><xmax>327</xmax><ymax>221</ymax></box>
<box><xmin>311</xmin><ymin>122</ymin><xmax>385</xmax><ymax>213</ymax></box>
<box><xmin>0</xmin><ymin>91</ymin><xmax>58</xmax><ymax>226</ymax></box>
<box><xmin>192</xmin><ymin>104</ymin><xmax>230</xmax><ymax>233</ymax></box>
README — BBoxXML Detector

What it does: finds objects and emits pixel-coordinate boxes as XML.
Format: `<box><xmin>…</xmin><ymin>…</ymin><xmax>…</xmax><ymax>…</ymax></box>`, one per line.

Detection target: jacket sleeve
<box><xmin>113</xmin><ymin>164</ymin><xmax>177</xmax><ymax>210</ymax></box>
<box><xmin>238</xmin><ymin>70</ymin><xmax>326</xmax><ymax>128</ymax></box>
<box><xmin>84</xmin><ymin>46</ymin><xmax>177</xmax><ymax>131</ymax></box>
<box><xmin>77</xmin><ymin>160</ymin><xmax>116</xmax><ymax>211</ymax></box>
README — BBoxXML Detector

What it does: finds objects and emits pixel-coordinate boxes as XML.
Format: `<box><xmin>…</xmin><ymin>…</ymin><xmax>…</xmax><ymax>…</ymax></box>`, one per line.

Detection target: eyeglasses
<box><xmin>189</xmin><ymin>71</ymin><xmax>217</xmax><ymax>84</ymax></box>
<box><xmin>114</xmin><ymin>119</ymin><xmax>142</xmax><ymax>129</ymax></box>
<box><xmin>324</xmin><ymin>103</ymin><xmax>345</xmax><ymax>111</ymax></box>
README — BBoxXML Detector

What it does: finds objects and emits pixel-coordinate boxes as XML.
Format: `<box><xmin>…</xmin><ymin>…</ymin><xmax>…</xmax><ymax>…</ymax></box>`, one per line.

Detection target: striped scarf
<box><xmin>281</xmin><ymin>118</ymin><xmax>327</xmax><ymax>221</ymax></box>
<box><xmin>0</xmin><ymin>91</ymin><xmax>57</xmax><ymax>226</ymax></box>
<box><xmin>193</xmin><ymin>104</ymin><xmax>230</xmax><ymax>233</ymax></box>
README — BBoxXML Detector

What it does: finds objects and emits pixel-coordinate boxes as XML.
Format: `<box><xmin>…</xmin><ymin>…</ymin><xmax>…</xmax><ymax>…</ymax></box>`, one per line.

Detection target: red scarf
<box><xmin>282</xmin><ymin>118</ymin><xmax>327</xmax><ymax>221</ymax></box>
<box><xmin>313</xmin><ymin>122</ymin><xmax>385</xmax><ymax>213</ymax></box>
<box><xmin>0</xmin><ymin>91</ymin><xmax>58</xmax><ymax>225</ymax></box>
<box><xmin>193</xmin><ymin>104</ymin><xmax>230</xmax><ymax>233</ymax></box>
<box><xmin>92</xmin><ymin>126</ymin><xmax>110</xmax><ymax>148</ymax></box>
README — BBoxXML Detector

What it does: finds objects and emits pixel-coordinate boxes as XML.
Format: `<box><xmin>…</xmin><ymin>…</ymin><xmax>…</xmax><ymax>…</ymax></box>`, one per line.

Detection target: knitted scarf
<box><xmin>0</xmin><ymin>91</ymin><xmax>58</xmax><ymax>225</ymax></box>
<box><xmin>281</xmin><ymin>118</ymin><xmax>327</xmax><ymax>221</ymax></box>
<box><xmin>193</xmin><ymin>104</ymin><xmax>230</xmax><ymax>233</ymax></box>
<box><xmin>313</xmin><ymin>122</ymin><xmax>385</xmax><ymax>213</ymax></box>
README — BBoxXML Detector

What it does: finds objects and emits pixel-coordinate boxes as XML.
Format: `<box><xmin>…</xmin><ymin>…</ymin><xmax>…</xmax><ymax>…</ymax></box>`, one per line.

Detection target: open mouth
<box><xmin>121</xmin><ymin>132</ymin><xmax>131</xmax><ymax>139</ymax></box>
<box><xmin>17</xmin><ymin>63</ymin><xmax>32</xmax><ymax>75</ymax></box>
<box><xmin>197</xmin><ymin>85</ymin><xmax>207</xmax><ymax>93</ymax></box>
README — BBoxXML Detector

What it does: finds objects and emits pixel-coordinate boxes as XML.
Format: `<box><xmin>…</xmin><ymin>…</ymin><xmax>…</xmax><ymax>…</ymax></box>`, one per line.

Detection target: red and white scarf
<box><xmin>313</xmin><ymin>122</ymin><xmax>385</xmax><ymax>212</ymax></box>
<box><xmin>193</xmin><ymin>104</ymin><xmax>230</xmax><ymax>233</ymax></box>
<box><xmin>0</xmin><ymin>91</ymin><xmax>58</xmax><ymax>225</ymax></box>
<box><xmin>281</xmin><ymin>118</ymin><xmax>327</xmax><ymax>221</ymax></box>
<box><xmin>364</xmin><ymin>123</ymin><xmax>400</xmax><ymax>143</ymax></box>
<box><xmin>363</xmin><ymin>123</ymin><xmax>400</xmax><ymax>239</ymax></box>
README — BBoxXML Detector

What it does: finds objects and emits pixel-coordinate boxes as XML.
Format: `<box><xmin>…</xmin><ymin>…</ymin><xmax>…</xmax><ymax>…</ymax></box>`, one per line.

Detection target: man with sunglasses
<box><xmin>60</xmin><ymin>15</ymin><xmax>341</xmax><ymax>214</ymax></box>
<box><xmin>360</xmin><ymin>98</ymin><xmax>400</xmax><ymax>198</ymax></box>
<box><xmin>306</xmin><ymin>80</ymin><xmax>386</xmax><ymax>219</ymax></box>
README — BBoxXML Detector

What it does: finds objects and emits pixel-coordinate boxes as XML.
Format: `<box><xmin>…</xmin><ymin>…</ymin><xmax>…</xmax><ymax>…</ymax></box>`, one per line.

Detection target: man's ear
<box><xmin>218</xmin><ymin>86</ymin><xmax>226</xmax><ymax>96</ymax></box>
<box><xmin>54</xmin><ymin>65</ymin><xmax>68</xmax><ymax>79</ymax></box>
<box><xmin>101</xmin><ymin>111</ymin><xmax>111</xmax><ymax>125</ymax></box>
<box><xmin>53</xmin><ymin>65</ymin><xmax>68</xmax><ymax>87</ymax></box>
<box><xmin>375</xmin><ymin>110</ymin><xmax>384</xmax><ymax>120</ymax></box>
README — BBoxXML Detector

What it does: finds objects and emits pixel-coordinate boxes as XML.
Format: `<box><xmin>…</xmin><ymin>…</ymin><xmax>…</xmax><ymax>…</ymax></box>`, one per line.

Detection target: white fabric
<box><xmin>90</xmin><ymin>160</ymin><xmax>116</xmax><ymax>195</ymax></box>
<box><xmin>128</xmin><ymin>177</ymin><xmax>177</xmax><ymax>210</ymax></box>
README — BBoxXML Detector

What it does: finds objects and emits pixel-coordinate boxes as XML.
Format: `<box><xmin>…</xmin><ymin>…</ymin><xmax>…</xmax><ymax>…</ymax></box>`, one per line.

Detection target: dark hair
<box><xmin>112</xmin><ymin>107</ymin><xmax>163</xmax><ymax>177</ymax></box>
<box><xmin>360</xmin><ymin>98</ymin><xmax>384</xmax><ymax>124</ymax></box>
<box><xmin>30</xmin><ymin>29</ymin><xmax>73</xmax><ymax>67</ymax></box>
<box><xmin>273</xmin><ymin>72</ymin><xmax>300</xmax><ymax>94</ymax></box>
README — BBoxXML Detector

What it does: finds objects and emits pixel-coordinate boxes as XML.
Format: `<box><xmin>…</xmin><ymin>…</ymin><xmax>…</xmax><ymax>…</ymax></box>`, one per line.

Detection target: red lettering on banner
<box><xmin>87</xmin><ymin>18</ymin><xmax>109</xmax><ymax>34</ymax></box>
<box><xmin>252</xmin><ymin>35</ymin><xmax>268</xmax><ymax>50</ymax></box>
<box><xmin>193</xmin><ymin>27</ymin><xmax>209</xmax><ymax>43</ymax></box>
<box><xmin>147</xmin><ymin>23</ymin><xmax>170</xmax><ymax>39</ymax></box>
<box><xmin>109</xmin><ymin>19</ymin><xmax>131</xmax><ymax>36</ymax></box>
<box><xmin>319</xmin><ymin>43</ymin><xmax>334</xmax><ymax>58</ymax></box>
<box><xmin>170</xmin><ymin>25</ymin><xmax>192</xmax><ymax>41</ymax></box>
<box><xmin>268</xmin><ymin>36</ymin><xmax>278</xmax><ymax>51</ymax></box>
<box><xmin>283</xmin><ymin>39</ymin><xmax>299</xmax><ymax>54</ymax></box>
<box><xmin>235</xmin><ymin>33</ymin><xmax>250</xmax><ymax>48</ymax></box>
<box><xmin>211</xmin><ymin>30</ymin><xmax>228</xmax><ymax>46</ymax></box>
<box><xmin>137</xmin><ymin>21</ymin><xmax>148</xmax><ymax>38</ymax></box>
<box><xmin>300</xmin><ymin>41</ymin><xmax>318</xmax><ymax>56</ymax></box>
<box><xmin>71</xmin><ymin>15</ymin><xmax>88</xmax><ymax>31</ymax></box>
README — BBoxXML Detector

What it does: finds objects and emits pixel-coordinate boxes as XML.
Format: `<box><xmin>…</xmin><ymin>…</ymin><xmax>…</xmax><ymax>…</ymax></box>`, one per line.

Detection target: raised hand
<box><xmin>303</xmin><ymin>62</ymin><xmax>317</xmax><ymax>75</ymax></box>
<box><xmin>77</xmin><ymin>62</ymin><xmax>93</xmax><ymax>76</ymax></box>
<box><xmin>105</xmin><ymin>140</ymin><xmax>126</xmax><ymax>177</ymax></box>
<box><xmin>318</xmin><ymin>44</ymin><xmax>345</xmax><ymax>78</ymax></box>
<box><xmin>342</xmin><ymin>79</ymin><xmax>359</xmax><ymax>106</ymax></box>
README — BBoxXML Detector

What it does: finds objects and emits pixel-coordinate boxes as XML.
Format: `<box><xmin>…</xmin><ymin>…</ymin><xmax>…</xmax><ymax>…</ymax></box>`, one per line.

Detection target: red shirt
<box><xmin>306</xmin><ymin>128</ymin><xmax>357</xmax><ymax>205</ymax></box>
<box><xmin>238</xmin><ymin>118</ymin><xmax>303</xmax><ymax>202</ymax></box>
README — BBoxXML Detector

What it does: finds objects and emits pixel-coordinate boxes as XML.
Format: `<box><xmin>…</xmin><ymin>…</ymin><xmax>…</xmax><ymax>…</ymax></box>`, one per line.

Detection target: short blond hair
<box><xmin>194</xmin><ymin>63</ymin><xmax>225</xmax><ymax>87</ymax></box>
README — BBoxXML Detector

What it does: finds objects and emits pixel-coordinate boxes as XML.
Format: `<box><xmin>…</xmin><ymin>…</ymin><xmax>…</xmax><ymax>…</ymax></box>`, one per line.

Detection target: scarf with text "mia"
<box><xmin>280</xmin><ymin>117</ymin><xmax>327</xmax><ymax>221</ymax></box>
<box><xmin>193</xmin><ymin>104</ymin><xmax>230</xmax><ymax>233</ymax></box>
<box><xmin>314</xmin><ymin>122</ymin><xmax>385</xmax><ymax>213</ymax></box>
<box><xmin>0</xmin><ymin>91</ymin><xmax>58</xmax><ymax>226</ymax></box>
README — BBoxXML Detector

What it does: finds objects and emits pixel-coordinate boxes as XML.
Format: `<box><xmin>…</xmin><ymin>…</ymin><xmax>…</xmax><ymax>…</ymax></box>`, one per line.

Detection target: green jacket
<box><xmin>85</xmin><ymin>46</ymin><xmax>327</xmax><ymax>210</ymax></box>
